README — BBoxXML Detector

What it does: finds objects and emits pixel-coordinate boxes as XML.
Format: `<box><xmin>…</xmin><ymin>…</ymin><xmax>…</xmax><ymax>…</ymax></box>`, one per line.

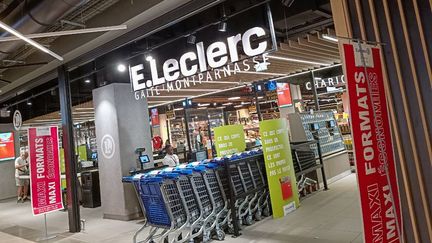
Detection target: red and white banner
<box><xmin>343</xmin><ymin>43</ymin><xmax>402</xmax><ymax>243</ymax></box>
<box><xmin>28</xmin><ymin>126</ymin><xmax>63</xmax><ymax>215</ymax></box>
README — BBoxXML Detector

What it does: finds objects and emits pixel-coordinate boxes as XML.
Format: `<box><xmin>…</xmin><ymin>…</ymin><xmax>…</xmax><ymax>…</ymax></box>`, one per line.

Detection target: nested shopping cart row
<box><xmin>123</xmin><ymin>149</ymin><xmax>270</xmax><ymax>243</ymax></box>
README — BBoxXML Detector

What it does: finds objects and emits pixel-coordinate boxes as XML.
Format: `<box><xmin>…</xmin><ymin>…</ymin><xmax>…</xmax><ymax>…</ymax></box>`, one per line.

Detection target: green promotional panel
<box><xmin>259</xmin><ymin>119</ymin><xmax>299</xmax><ymax>218</ymax></box>
<box><xmin>214</xmin><ymin>124</ymin><xmax>246</xmax><ymax>157</ymax></box>
<box><xmin>77</xmin><ymin>145</ymin><xmax>88</xmax><ymax>161</ymax></box>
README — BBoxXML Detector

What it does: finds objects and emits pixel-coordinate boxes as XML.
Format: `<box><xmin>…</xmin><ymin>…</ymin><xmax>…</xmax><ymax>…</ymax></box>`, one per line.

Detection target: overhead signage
<box><xmin>276</xmin><ymin>83</ymin><xmax>292</xmax><ymax>107</ymax></box>
<box><xmin>305</xmin><ymin>75</ymin><xmax>345</xmax><ymax>91</ymax></box>
<box><xmin>260</xmin><ymin>119</ymin><xmax>299</xmax><ymax>218</ymax></box>
<box><xmin>342</xmin><ymin>43</ymin><xmax>401</xmax><ymax>243</ymax></box>
<box><xmin>214</xmin><ymin>124</ymin><xmax>246</xmax><ymax>157</ymax></box>
<box><xmin>28</xmin><ymin>127</ymin><xmax>63</xmax><ymax>215</ymax></box>
<box><xmin>130</xmin><ymin>26</ymin><xmax>269</xmax><ymax>91</ymax></box>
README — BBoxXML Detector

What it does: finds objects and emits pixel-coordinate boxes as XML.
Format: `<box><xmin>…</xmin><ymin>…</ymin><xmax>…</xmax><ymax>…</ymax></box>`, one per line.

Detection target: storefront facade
<box><xmin>0</xmin><ymin>0</ymin><xmax>429</xmax><ymax>242</ymax></box>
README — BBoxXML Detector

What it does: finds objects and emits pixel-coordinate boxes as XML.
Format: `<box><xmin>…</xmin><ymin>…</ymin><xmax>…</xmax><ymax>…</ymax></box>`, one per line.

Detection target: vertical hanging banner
<box><xmin>260</xmin><ymin>119</ymin><xmax>299</xmax><ymax>218</ymax></box>
<box><xmin>342</xmin><ymin>43</ymin><xmax>401</xmax><ymax>243</ymax></box>
<box><xmin>28</xmin><ymin>126</ymin><xmax>64</xmax><ymax>215</ymax></box>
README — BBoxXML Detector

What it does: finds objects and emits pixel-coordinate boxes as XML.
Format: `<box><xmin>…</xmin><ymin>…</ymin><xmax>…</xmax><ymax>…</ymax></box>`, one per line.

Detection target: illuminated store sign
<box><xmin>305</xmin><ymin>75</ymin><xmax>345</xmax><ymax>90</ymax></box>
<box><xmin>130</xmin><ymin>27</ymin><xmax>270</xmax><ymax>94</ymax></box>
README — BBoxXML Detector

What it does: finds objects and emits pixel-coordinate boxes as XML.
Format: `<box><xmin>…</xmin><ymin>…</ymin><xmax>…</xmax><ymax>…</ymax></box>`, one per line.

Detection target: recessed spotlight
<box><xmin>117</xmin><ymin>64</ymin><xmax>126</xmax><ymax>72</ymax></box>
<box><xmin>84</xmin><ymin>79</ymin><xmax>91</xmax><ymax>83</ymax></box>
<box><xmin>26</xmin><ymin>99</ymin><xmax>32</xmax><ymax>106</ymax></box>
<box><xmin>228</xmin><ymin>97</ymin><xmax>240</xmax><ymax>100</ymax></box>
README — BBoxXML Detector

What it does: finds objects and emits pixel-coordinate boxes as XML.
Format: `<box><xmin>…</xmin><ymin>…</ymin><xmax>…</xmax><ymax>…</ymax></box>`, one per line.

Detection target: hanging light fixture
<box><xmin>218</xmin><ymin>21</ymin><xmax>227</xmax><ymax>32</ymax></box>
<box><xmin>187</xmin><ymin>34</ymin><xmax>196</xmax><ymax>44</ymax></box>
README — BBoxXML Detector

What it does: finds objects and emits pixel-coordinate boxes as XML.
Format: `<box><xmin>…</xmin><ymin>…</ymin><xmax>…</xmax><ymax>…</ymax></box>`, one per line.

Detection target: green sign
<box><xmin>214</xmin><ymin>124</ymin><xmax>246</xmax><ymax>157</ymax></box>
<box><xmin>260</xmin><ymin>119</ymin><xmax>299</xmax><ymax>218</ymax></box>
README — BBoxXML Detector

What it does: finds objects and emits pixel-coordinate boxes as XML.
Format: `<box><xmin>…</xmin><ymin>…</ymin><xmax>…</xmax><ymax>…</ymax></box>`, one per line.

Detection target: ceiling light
<box><xmin>84</xmin><ymin>79</ymin><xmax>91</xmax><ymax>84</ymax></box>
<box><xmin>187</xmin><ymin>34</ymin><xmax>196</xmax><ymax>44</ymax></box>
<box><xmin>218</xmin><ymin>21</ymin><xmax>227</xmax><ymax>32</ymax></box>
<box><xmin>241</xmin><ymin>102</ymin><xmax>250</xmax><ymax>105</ymax></box>
<box><xmin>75</xmin><ymin>107</ymin><xmax>94</xmax><ymax>110</ymax></box>
<box><xmin>314</xmin><ymin>77</ymin><xmax>322</xmax><ymax>80</ymax></box>
<box><xmin>145</xmin><ymin>55</ymin><xmax>153</xmax><ymax>61</ymax></box>
<box><xmin>237</xmin><ymin>71</ymin><xmax>287</xmax><ymax>76</ymax></box>
<box><xmin>26</xmin><ymin>99</ymin><xmax>32</xmax><ymax>106</ymax></box>
<box><xmin>219</xmin><ymin>106</ymin><xmax>226</xmax><ymax>109</ymax></box>
<box><xmin>267</xmin><ymin>55</ymin><xmax>330</xmax><ymax>66</ymax></box>
<box><xmin>222</xmin><ymin>102</ymin><xmax>232</xmax><ymax>106</ymax></box>
<box><xmin>213</xmin><ymin>103</ymin><xmax>217</xmax><ymax>106</ymax></box>
<box><xmin>174</xmin><ymin>108</ymin><xmax>183</xmax><ymax>111</ymax></box>
<box><xmin>198</xmin><ymin>103</ymin><xmax>210</xmax><ymax>107</ymax></box>
<box><xmin>234</xmin><ymin>104</ymin><xmax>243</xmax><ymax>108</ymax></box>
<box><xmin>228</xmin><ymin>97</ymin><xmax>240</xmax><ymax>100</ymax></box>
<box><xmin>258</xmin><ymin>96</ymin><xmax>264</xmax><ymax>99</ymax></box>
<box><xmin>117</xmin><ymin>64</ymin><xmax>126</xmax><ymax>72</ymax></box>
<box><xmin>322</xmin><ymin>34</ymin><xmax>339</xmax><ymax>42</ymax></box>
<box><xmin>197</xmin><ymin>107</ymin><xmax>207</xmax><ymax>110</ymax></box>
<box><xmin>0</xmin><ymin>21</ymin><xmax>63</xmax><ymax>61</ymax></box>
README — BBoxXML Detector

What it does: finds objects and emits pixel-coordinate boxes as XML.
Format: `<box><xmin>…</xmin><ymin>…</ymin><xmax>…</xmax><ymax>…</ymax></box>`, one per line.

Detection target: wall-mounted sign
<box><xmin>276</xmin><ymin>83</ymin><xmax>292</xmax><ymax>107</ymax></box>
<box><xmin>150</xmin><ymin>108</ymin><xmax>160</xmax><ymax>126</ymax></box>
<box><xmin>342</xmin><ymin>43</ymin><xmax>401</xmax><ymax>243</ymax></box>
<box><xmin>130</xmin><ymin>26</ymin><xmax>270</xmax><ymax>93</ymax></box>
<box><xmin>13</xmin><ymin>110</ymin><xmax>22</xmax><ymax>131</ymax></box>
<box><xmin>305</xmin><ymin>75</ymin><xmax>345</xmax><ymax>91</ymax></box>
<box><xmin>101</xmin><ymin>134</ymin><xmax>115</xmax><ymax>159</ymax></box>
<box><xmin>28</xmin><ymin>126</ymin><xmax>63</xmax><ymax>215</ymax></box>
<box><xmin>0</xmin><ymin>132</ymin><xmax>15</xmax><ymax>162</ymax></box>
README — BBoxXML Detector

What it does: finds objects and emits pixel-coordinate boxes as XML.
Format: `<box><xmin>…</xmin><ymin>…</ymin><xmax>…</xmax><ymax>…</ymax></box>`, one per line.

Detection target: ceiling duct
<box><xmin>0</xmin><ymin>0</ymin><xmax>85</xmax><ymax>61</ymax></box>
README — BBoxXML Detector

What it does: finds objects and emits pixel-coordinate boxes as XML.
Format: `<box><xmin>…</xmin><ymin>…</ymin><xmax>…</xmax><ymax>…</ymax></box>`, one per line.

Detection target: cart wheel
<box><xmin>263</xmin><ymin>206</ymin><xmax>270</xmax><ymax>217</ymax></box>
<box><xmin>245</xmin><ymin>215</ymin><xmax>254</xmax><ymax>225</ymax></box>
<box><xmin>255</xmin><ymin>211</ymin><xmax>262</xmax><ymax>221</ymax></box>
<box><xmin>215</xmin><ymin>229</ymin><xmax>225</xmax><ymax>241</ymax></box>
<box><xmin>203</xmin><ymin>231</ymin><xmax>211</xmax><ymax>242</ymax></box>
<box><xmin>227</xmin><ymin>225</ymin><xmax>234</xmax><ymax>234</ymax></box>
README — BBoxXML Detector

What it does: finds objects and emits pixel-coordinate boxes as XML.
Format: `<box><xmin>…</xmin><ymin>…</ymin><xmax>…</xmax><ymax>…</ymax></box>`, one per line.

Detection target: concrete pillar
<box><xmin>93</xmin><ymin>83</ymin><xmax>153</xmax><ymax>220</ymax></box>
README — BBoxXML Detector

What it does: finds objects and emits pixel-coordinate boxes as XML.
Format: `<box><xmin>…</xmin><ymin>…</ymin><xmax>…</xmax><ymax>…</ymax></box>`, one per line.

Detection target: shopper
<box><xmin>162</xmin><ymin>145</ymin><xmax>179</xmax><ymax>167</ymax></box>
<box><xmin>15</xmin><ymin>151</ymin><xmax>29</xmax><ymax>203</ymax></box>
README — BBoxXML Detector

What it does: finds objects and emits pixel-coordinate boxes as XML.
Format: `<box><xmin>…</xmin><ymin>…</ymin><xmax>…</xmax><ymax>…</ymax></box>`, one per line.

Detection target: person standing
<box><xmin>162</xmin><ymin>145</ymin><xmax>179</xmax><ymax>167</ymax></box>
<box><xmin>15</xmin><ymin>151</ymin><xmax>29</xmax><ymax>203</ymax></box>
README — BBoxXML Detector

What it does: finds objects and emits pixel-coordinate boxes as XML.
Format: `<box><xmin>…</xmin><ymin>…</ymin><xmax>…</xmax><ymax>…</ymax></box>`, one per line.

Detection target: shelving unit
<box><xmin>288</xmin><ymin>111</ymin><xmax>345</xmax><ymax>157</ymax></box>
<box><xmin>288</xmin><ymin>111</ymin><xmax>351</xmax><ymax>181</ymax></box>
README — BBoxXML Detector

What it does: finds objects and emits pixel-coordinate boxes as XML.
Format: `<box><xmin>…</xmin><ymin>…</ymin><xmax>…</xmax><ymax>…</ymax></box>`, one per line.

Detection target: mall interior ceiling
<box><xmin>0</xmin><ymin>0</ymin><xmax>335</xmax><ymax>123</ymax></box>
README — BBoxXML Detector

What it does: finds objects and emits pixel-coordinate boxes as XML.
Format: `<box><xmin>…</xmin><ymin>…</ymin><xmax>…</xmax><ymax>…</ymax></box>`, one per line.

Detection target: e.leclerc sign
<box><xmin>129</xmin><ymin>26</ymin><xmax>270</xmax><ymax>97</ymax></box>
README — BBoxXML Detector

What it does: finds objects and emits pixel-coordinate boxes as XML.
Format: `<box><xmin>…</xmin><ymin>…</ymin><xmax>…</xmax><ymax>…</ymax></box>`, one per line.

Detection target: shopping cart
<box><xmin>247</xmin><ymin>155</ymin><xmax>270</xmax><ymax>219</ymax></box>
<box><xmin>138</xmin><ymin>170</ymin><xmax>189</xmax><ymax>243</ymax></box>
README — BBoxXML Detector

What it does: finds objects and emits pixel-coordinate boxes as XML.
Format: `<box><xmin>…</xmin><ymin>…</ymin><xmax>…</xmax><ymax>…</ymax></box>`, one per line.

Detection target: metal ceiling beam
<box><xmin>0</xmin><ymin>25</ymin><xmax>128</xmax><ymax>42</ymax></box>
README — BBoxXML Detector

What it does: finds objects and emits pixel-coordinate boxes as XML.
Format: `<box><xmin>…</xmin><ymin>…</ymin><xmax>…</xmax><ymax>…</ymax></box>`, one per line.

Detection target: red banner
<box><xmin>28</xmin><ymin>126</ymin><xmax>63</xmax><ymax>215</ymax></box>
<box><xmin>343</xmin><ymin>43</ymin><xmax>401</xmax><ymax>243</ymax></box>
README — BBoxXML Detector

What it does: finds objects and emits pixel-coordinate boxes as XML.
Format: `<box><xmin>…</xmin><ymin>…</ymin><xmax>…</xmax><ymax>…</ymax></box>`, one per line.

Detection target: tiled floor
<box><xmin>0</xmin><ymin>174</ymin><xmax>362</xmax><ymax>243</ymax></box>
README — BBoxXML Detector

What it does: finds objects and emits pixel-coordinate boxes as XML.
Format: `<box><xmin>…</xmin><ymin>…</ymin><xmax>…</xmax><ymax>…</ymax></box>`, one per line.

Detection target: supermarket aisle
<box><xmin>0</xmin><ymin>173</ymin><xmax>361</xmax><ymax>243</ymax></box>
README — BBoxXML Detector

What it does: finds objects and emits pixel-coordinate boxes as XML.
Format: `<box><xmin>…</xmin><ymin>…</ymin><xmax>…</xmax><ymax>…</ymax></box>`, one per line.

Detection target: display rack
<box><xmin>288</xmin><ymin>111</ymin><xmax>345</xmax><ymax>158</ymax></box>
<box><xmin>291</xmin><ymin>140</ymin><xmax>328</xmax><ymax>191</ymax></box>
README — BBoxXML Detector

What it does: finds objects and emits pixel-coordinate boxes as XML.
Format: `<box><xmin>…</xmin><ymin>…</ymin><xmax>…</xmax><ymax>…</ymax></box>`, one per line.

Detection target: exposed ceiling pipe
<box><xmin>0</xmin><ymin>0</ymin><xmax>85</xmax><ymax>61</ymax></box>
